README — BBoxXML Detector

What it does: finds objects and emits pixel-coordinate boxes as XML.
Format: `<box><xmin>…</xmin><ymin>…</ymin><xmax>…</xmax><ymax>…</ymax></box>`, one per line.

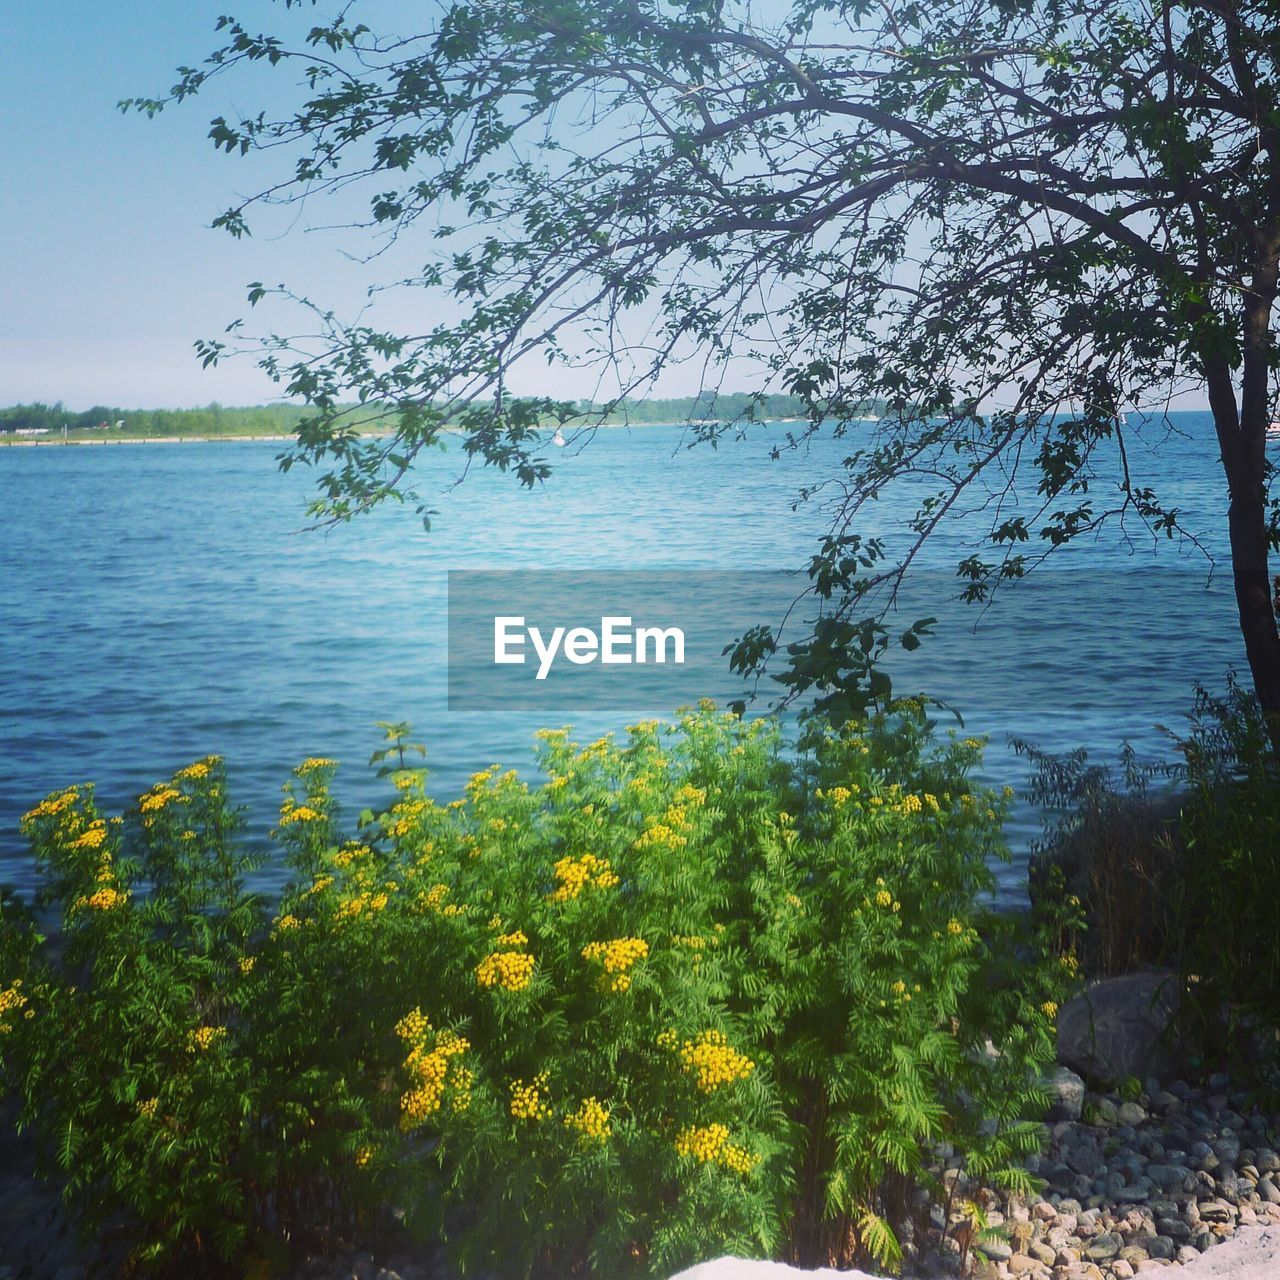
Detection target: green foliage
<box><xmin>1173</xmin><ymin>677</ymin><xmax>1280</xmax><ymax>1087</ymax></box>
<box><xmin>1020</xmin><ymin>675</ymin><xmax>1280</xmax><ymax>1089</ymax></box>
<box><xmin>2</xmin><ymin>706</ymin><xmax>1071</xmax><ymax>1276</ymax></box>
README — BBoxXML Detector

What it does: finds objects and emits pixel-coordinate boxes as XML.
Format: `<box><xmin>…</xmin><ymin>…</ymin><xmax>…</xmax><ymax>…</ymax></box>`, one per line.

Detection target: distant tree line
<box><xmin>0</xmin><ymin>394</ymin><xmax>834</xmax><ymax>438</ymax></box>
<box><xmin>0</xmin><ymin>402</ymin><xmax>308</xmax><ymax>437</ymax></box>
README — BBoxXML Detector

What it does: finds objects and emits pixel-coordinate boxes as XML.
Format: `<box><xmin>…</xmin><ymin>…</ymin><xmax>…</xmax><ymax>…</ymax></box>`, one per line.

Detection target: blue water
<box><xmin>0</xmin><ymin>415</ymin><xmax>1252</xmax><ymax>904</ymax></box>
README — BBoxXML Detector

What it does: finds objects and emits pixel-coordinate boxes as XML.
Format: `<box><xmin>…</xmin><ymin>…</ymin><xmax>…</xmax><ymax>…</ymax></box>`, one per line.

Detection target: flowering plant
<box><xmin>0</xmin><ymin>704</ymin><xmax>1071</xmax><ymax>1276</ymax></box>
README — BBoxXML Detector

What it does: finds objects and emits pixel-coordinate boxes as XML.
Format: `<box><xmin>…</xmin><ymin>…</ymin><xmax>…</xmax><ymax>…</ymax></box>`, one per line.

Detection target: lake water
<box><xmin>0</xmin><ymin>414</ymin><xmax>1252</xmax><ymax>905</ymax></box>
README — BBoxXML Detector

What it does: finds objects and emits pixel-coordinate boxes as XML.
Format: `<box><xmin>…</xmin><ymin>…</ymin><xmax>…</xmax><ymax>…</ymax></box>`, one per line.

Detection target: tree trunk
<box><xmin>1221</xmin><ymin>412</ymin><xmax>1280</xmax><ymax>760</ymax></box>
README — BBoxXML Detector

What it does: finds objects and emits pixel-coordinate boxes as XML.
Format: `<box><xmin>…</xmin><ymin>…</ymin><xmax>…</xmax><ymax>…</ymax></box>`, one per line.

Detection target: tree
<box><xmin>130</xmin><ymin>0</ymin><xmax>1280</xmax><ymax>742</ymax></box>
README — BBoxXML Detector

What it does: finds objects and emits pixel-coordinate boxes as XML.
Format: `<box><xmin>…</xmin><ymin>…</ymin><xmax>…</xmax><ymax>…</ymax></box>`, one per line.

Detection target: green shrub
<box><xmin>1174</xmin><ymin>678</ymin><xmax>1280</xmax><ymax>1084</ymax></box>
<box><xmin>1</xmin><ymin>704</ymin><xmax>1070</xmax><ymax>1277</ymax></box>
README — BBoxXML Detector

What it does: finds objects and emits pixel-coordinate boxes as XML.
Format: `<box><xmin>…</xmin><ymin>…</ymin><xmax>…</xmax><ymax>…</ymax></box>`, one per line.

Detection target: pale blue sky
<box><xmin>0</xmin><ymin>4</ymin><xmax>306</xmax><ymax>407</ymax></box>
<box><xmin>0</xmin><ymin>2</ymin><xmax>712</xmax><ymax>411</ymax></box>
<box><xmin>1</xmin><ymin>4</ymin><xmax>1207</xmax><ymax>414</ymax></box>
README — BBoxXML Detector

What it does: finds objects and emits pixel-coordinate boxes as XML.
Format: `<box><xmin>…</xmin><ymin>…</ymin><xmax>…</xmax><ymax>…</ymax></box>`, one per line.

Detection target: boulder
<box><xmin>1057</xmin><ymin>972</ymin><xmax>1181</xmax><ymax>1084</ymax></box>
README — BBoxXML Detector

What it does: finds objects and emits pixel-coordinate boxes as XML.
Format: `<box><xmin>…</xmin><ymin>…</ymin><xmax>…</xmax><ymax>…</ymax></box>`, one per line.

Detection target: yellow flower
<box><xmin>278</xmin><ymin>805</ymin><xmax>322</xmax><ymax>826</ymax></box>
<box><xmin>946</xmin><ymin>918</ymin><xmax>964</xmax><ymax>936</ymax></box>
<box><xmin>582</xmin><ymin>937</ymin><xmax>648</xmax><ymax>992</ymax></box>
<box><xmin>671</xmin><ymin>934</ymin><xmax>706</xmax><ymax>950</ymax></box>
<box><xmin>238</xmin><ymin>956</ymin><xmax>257</xmax><ymax>975</ymax></box>
<box><xmin>21</xmin><ymin>788</ymin><xmax>79</xmax><ymax>827</ymax></box>
<box><xmin>676</xmin><ymin>1029</ymin><xmax>755</xmax><ymax>1092</ymax></box>
<box><xmin>296</xmin><ymin>757</ymin><xmax>338</xmax><ymax>774</ymax></box>
<box><xmin>140</xmin><ymin>787</ymin><xmax>181</xmax><ymax>814</ymax></box>
<box><xmin>354</xmin><ymin>1144</ymin><xmax>375</xmax><ymax>1168</ymax></box>
<box><xmin>564</xmin><ymin>1096</ymin><xmax>611</xmax><ymax>1142</ymax></box>
<box><xmin>83</xmin><ymin>887</ymin><xmax>127</xmax><ymax>911</ymax></box>
<box><xmin>275</xmin><ymin>914</ymin><xmax>301</xmax><ymax>932</ymax></box>
<box><xmin>509</xmin><ymin>1072</ymin><xmax>552</xmax><ymax>1121</ymax></box>
<box><xmin>188</xmin><ymin>1025</ymin><xmax>226</xmax><ymax>1053</ymax></box>
<box><xmin>398</xmin><ymin>1014</ymin><xmax>471</xmax><ymax>1130</ymax></box>
<box><xmin>875</xmin><ymin>889</ymin><xmax>893</xmax><ymax>908</ymax></box>
<box><xmin>0</xmin><ymin>980</ymin><xmax>28</xmax><ymax>1031</ymax></box>
<box><xmin>1041</xmin><ymin>1001</ymin><xmax>1058</xmax><ymax>1019</ymax></box>
<box><xmin>477</xmin><ymin>950</ymin><xmax>536</xmax><ymax>992</ymax></box>
<box><xmin>495</xmin><ymin>930</ymin><xmax>528</xmax><ymax>948</ymax></box>
<box><xmin>549</xmin><ymin>854</ymin><xmax>618</xmax><ymax>901</ymax></box>
<box><xmin>71</xmin><ymin>822</ymin><xmax>108</xmax><ymax>850</ymax></box>
<box><xmin>175</xmin><ymin>760</ymin><xmax>211</xmax><ymax>781</ymax></box>
<box><xmin>137</xmin><ymin>1097</ymin><xmax>159</xmax><ymax>1119</ymax></box>
<box><xmin>674</xmin><ymin>1124</ymin><xmax>760</xmax><ymax>1174</ymax></box>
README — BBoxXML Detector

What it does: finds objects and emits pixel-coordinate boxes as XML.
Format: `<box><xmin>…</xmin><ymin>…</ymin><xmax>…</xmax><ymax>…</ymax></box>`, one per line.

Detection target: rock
<box><xmin>1007</xmin><ymin>1255</ymin><xmax>1043</xmax><ymax>1275</ymax></box>
<box><xmin>1198</xmin><ymin>1200</ymin><xmax>1235</xmax><ymax>1224</ymax></box>
<box><xmin>1056</xmin><ymin>973</ymin><xmax>1180</xmax><ymax>1084</ymax></box>
<box><xmin>977</xmin><ymin>1241</ymin><xmax>1012</xmax><ymax>1261</ymax></box>
<box><xmin>1092</xmin><ymin>1098</ymin><xmax>1120</xmax><ymax>1126</ymax></box>
<box><xmin>1084</xmin><ymin>1232</ymin><xmax>1123</xmax><ymax>1261</ymax></box>
<box><xmin>1145</xmin><ymin>1165</ymin><xmax>1188</xmax><ymax>1193</ymax></box>
<box><xmin>1028</xmin><ymin>1240</ymin><xmax>1056</xmax><ymax>1266</ymax></box>
<box><xmin>1068</xmin><ymin>1141</ymin><xmax>1104</xmax><ymax>1178</ymax></box>
<box><xmin>1046</xmin><ymin>1067</ymin><xmax>1088</xmax><ymax>1122</ymax></box>
<box><xmin>1176</xmin><ymin>1245</ymin><xmax>1201</xmax><ymax>1264</ymax></box>
<box><xmin>1259</xmin><ymin>1177</ymin><xmax>1280</xmax><ymax>1205</ymax></box>
<box><xmin>1145</xmin><ymin>1236</ymin><xmax>1176</xmax><ymax>1260</ymax></box>
<box><xmin>1118</xmin><ymin>1102</ymin><xmax>1149</xmax><ymax>1127</ymax></box>
<box><xmin>1113</xmin><ymin>1262</ymin><xmax>1135</xmax><ymax>1279</ymax></box>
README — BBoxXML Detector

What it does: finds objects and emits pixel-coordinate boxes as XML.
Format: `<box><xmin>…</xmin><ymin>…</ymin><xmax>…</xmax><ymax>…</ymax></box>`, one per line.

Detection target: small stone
<box><xmin>1007</xmin><ymin>1254</ymin><xmax>1044</xmax><ymax>1275</ymax></box>
<box><xmin>1198</xmin><ymin>1199</ymin><xmax>1235</xmax><ymax>1223</ymax></box>
<box><xmin>1257</xmin><ymin>1149</ymin><xmax>1280</xmax><ymax>1173</ymax></box>
<box><xmin>978</xmin><ymin>1241</ymin><xmax>1012</xmax><ymax>1261</ymax></box>
<box><xmin>1028</xmin><ymin>1240</ymin><xmax>1056</xmax><ymax>1266</ymax></box>
<box><xmin>1084</xmin><ymin>1232</ymin><xmax>1122</xmax><ymax>1261</ymax></box>
<box><xmin>1119</xmin><ymin>1246</ymin><xmax>1149</xmax><ymax>1265</ymax></box>
<box><xmin>1117</xmin><ymin>1102</ymin><xmax>1147</xmax><ymax>1127</ymax></box>
<box><xmin>1092</xmin><ymin>1098</ymin><xmax>1119</xmax><ymax>1126</ymax></box>
<box><xmin>1144</xmin><ymin>1237</ymin><xmax>1176</xmax><ymax>1261</ymax></box>
<box><xmin>1155</xmin><ymin>1217</ymin><xmax>1190</xmax><ymax>1242</ymax></box>
<box><xmin>1260</xmin><ymin>1176</ymin><xmax>1280</xmax><ymax>1205</ymax></box>
<box><xmin>1176</xmin><ymin>1246</ymin><xmax>1200</xmax><ymax>1265</ymax></box>
<box><xmin>1112</xmin><ymin>1262</ymin><xmax>1135</xmax><ymax>1279</ymax></box>
<box><xmin>1113</xmin><ymin>1185</ymin><xmax>1149</xmax><ymax>1204</ymax></box>
<box><xmin>1047</xmin><ymin>1067</ymin><xmax>1087</xmax><ymax>1123</ymax></box>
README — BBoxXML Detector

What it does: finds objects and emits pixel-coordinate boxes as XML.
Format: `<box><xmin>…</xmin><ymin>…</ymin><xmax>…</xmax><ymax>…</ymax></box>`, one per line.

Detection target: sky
<box><xmin>0</xmin><ymin>3</ymin><xmax>1208</xmax><ymax>415</ymax></box>
<box><xmin>1</xmin><ymin>4</ymin><xmax>294</xmax><ymax>408</ymax></box>
<box><xmin>0</xmin><ymin>1</ymin><xmax>732</xmax><ymax>412</ymax></box>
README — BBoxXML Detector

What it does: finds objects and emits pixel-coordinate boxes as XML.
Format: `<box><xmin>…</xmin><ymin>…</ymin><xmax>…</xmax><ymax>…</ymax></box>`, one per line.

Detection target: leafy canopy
<box><xmin>129</xmin><ymin>0</ymin><xmax>1280</xmax><ymax>714</ymax></box>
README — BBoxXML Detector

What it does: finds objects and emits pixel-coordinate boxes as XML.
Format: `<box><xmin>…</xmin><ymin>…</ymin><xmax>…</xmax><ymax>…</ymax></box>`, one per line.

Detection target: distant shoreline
<box><xmin>0</xmin><ymin>433</ymin><xmax>302</xmax><ymax>447</ymax></box>
<box><xmin>0</xmin><ymin>419</ymin><xmax>824</xmax><ymax>449</ymax></box>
